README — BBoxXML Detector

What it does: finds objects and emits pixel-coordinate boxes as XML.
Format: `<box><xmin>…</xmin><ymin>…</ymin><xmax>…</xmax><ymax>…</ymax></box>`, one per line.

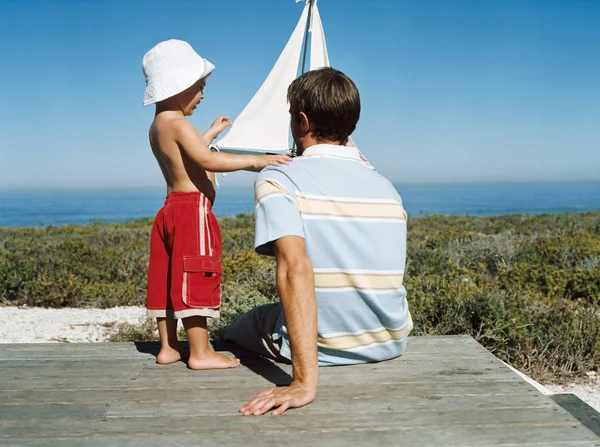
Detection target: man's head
<box><xmin>142</xmin><ymin>39</ymin><xmax>214</xmax><ymax>116</ymax></box>
<box><xmin>287</xmin><ymin>67</ymin><xmax>360</xmax><ymax>154</ymax></box>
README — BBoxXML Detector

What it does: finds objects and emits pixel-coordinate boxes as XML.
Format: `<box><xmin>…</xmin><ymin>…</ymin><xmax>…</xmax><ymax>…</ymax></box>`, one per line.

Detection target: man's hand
<box><xmin>240</xmin><ymin>381</ymin><xmax>317</xmax><ymax>416</ymax></box>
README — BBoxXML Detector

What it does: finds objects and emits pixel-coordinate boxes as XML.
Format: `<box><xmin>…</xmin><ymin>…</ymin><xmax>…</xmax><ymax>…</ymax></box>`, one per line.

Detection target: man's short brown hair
<box><xmin>287</xmin><ymin>67</ymin><xmax>360</xmax><ymax>145</ymax></box>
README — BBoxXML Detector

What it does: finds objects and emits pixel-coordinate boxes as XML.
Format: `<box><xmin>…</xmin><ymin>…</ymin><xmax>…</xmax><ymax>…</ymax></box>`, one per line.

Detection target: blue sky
<box><xmin>0</xmin><ymin>0</ymin><xmax>599</xmax><ymax>191</ymax></box>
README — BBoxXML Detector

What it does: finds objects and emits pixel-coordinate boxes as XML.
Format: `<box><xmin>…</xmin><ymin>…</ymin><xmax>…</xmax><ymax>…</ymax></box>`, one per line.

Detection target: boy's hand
<box><xmin>254</xmin><ymin>154</ymin><xmax>293</xmax><ymax>171</ymax></box>
<box><xmin>209</xmin><ymin>116</ymin><xmax>232</xmax><ymax>136</ymax></box>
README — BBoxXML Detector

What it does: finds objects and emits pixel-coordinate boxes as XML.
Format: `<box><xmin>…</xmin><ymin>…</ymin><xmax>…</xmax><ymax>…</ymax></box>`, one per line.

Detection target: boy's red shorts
<box><xmin>146</xmin><ymin>192</ymin><xmax>223</xmax><ymax>320</ymax></box>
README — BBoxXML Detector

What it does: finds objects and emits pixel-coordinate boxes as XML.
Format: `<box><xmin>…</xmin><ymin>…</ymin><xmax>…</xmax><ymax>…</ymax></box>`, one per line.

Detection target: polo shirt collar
<box><xmin>301</xmin><ymin>144</ymin><xmax>375</xmax><ymax>169</ymax></box>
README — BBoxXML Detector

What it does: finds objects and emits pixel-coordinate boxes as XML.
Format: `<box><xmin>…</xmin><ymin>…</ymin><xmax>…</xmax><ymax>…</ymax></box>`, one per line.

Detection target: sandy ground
<box><xmin>1</xmin><ymin>305</ymin><xmax>598</xmax><ymax>412</ymax></box>
<box><xmin>546</xmin><ymin>375</ymin><xmax>600</xmax><ymax>413</ymax></box>
<box><xmin>0</xmin><ymin>305</ymin><xmax>148</xmax><ymax>343</ymax></box>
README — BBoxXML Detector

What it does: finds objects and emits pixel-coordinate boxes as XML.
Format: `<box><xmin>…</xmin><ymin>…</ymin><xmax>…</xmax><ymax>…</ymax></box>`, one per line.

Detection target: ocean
<box><xmin>0</xmin><ymin>182</ymin><xmax>599</xmax><ymax>228</ymax></box>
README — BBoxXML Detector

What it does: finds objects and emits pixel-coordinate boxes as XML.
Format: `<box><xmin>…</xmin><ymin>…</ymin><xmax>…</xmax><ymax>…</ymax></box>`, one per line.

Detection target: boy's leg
<box><xmin>168</xmin><ymin>194</ymin><xmax>239</xmax><ymax>370</ymax></box>
<box><xmin>156</xmin><ymin>317</ymin><xmax>183</xmax><ymax>365</ymax></box>
<box><xmin>183</xmin><ymin>316</ymin><xmax>240</xmax><ymax>370</ymax></box>
<box><xmin>147</xmin><ymin>209</ymin><xmax>184</xmax><ymax>364</ymax></box>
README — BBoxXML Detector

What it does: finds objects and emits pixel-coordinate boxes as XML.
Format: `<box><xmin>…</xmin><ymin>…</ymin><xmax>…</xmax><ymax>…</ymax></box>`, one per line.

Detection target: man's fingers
<box><xmin>240</xmin><ymin>400</ymin><xmax>262</xmax><ymax>415</ymax></box>
<box><xmin>240</xmin><ymin>388</ymin><xmax>277</xmax><ymax>413</ymax></box>
<box><xmin>246</xmin><ymin>387</ymin><xmax>275</xmax><ymax>405</ymax></box>
<box><xmin>241</xmin><ymin>398</ymin><xmax>263</xmax><ymax>413</ymax></box>
<box><xmin>240</xmin><ymin>388</ymin><xmax>275</xmax><ymax>411</ymax></box>
<box><xmin>241</xmin><ymin>394</ymin><xmax>275</xmax><ymax>415</ymax></box>
<box><xmin>255</xmin><ymin>388</ymin><xmax>276</xmax><ymax>398</ymax></box>
<box><xmin>254</xmin><ymin>393</ymin><xmax>293</xmax><ymax>416</ymax></box>
<box><xmin>253</xmin><ymin>397</ymin><xmax>278</xmax><ymax>416</ymax></box>
<box><xmin>243</xmin><ymin>393</ymin><xmax>289</xmax><ymax>416</ymax></box>
<box><xmin>243</xmin><ymin>397</ymin><xmax>272</xmax><ymax>416</ymax></box>
<box><xmin>271</xmin><ymin>400</ymin><xmax>290</xmax><ymax>416</ymax></box>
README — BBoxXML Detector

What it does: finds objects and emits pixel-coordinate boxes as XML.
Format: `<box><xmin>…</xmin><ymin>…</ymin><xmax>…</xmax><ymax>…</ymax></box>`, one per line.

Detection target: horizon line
<box><xmin>1</xmin><ymin>179</ymin><xmax>599</xmax><ymax>194</ymax></box>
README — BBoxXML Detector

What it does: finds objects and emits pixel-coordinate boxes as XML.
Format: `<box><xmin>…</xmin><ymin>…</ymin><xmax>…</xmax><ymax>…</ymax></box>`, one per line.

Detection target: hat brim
<box><xmin>143</xmin><ymin>58</ymin><xmax>215</xmax><ymax>107</ymax></box>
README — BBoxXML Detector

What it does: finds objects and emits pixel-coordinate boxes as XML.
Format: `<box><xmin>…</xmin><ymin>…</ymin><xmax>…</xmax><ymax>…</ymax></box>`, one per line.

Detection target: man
<box><xmin>221</xmin><ymin>67</ymin><xmax>412</xmax><ymax>416</ymax></box>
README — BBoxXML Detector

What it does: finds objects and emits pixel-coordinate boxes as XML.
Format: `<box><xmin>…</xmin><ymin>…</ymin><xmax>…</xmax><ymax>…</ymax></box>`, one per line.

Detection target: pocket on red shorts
<box><xmin>182</xmin><ymin>255</ymin><xmax>222</xmax><ymax>308</ymax></box>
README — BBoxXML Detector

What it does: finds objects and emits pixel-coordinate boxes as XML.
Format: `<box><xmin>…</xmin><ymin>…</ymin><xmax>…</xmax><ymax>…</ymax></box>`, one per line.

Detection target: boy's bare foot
<box><xmin>188</xmin><ymin>351</ymin><xmax>241</xmax><ymax>370</ymax></box>
<box><xmin>157</xmin><ymin>346</ymin><xmax>186</xmax><ymax>365</ymax></box>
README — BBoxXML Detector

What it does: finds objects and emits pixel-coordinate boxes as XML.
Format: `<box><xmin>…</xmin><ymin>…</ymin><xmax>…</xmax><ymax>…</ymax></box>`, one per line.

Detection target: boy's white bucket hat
<box><xmin>142</xmin><ymin>39</ymin><xmax>215</xmax><ymax>106</ymax></box>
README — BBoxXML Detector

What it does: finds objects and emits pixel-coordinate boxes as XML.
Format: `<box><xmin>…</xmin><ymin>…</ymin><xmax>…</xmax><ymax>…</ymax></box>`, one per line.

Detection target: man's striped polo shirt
<box><xmin>254</xmin><ymin>144</ymin><xmax>413</xmax><ymax>366</ymax></box>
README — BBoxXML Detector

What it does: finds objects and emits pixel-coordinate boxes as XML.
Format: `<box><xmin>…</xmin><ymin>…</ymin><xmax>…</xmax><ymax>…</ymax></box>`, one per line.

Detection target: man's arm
<box><xmin>175</xmin><ymin>120</ymin><xmax>291</xmax><ymax>173</ymax></box>
<box><xmin>275</xmin><ymin>236</ymin><xmax>319</xmax><ymax>394</ymax></box>
<box><xmin>240</xmin><ymin>235</ymin><xmax>318</xmax><ymax>416</ymax></box>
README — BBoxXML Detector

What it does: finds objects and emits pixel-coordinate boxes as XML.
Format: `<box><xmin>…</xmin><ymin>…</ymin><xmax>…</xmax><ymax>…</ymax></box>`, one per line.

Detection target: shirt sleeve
<box><xmin>254</xmin><ymin>168</ymin><xmax>304</xmax><ymax>256</ymax></box>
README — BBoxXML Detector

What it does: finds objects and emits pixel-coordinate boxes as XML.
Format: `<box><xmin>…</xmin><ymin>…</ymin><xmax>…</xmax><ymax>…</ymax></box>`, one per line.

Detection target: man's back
<box><xmin>254</xmin><ymin>144</ymin><xmax>413</xmax><ymax>366</ymax></box>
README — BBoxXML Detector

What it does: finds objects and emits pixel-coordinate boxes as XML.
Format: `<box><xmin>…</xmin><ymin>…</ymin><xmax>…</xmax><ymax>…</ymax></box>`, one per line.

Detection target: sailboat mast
<box><xmin>300</xmin><ymin>0</ymin><xmax>315</xmax><ymax>75</ymax></box>
<box><xmin>291</xmin><ymin>0</ymin><xmax>315</xmax><ymax>157</ymax></box>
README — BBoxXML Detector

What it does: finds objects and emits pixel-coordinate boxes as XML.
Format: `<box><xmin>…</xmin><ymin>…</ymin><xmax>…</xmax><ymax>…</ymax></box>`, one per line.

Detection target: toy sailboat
<box><xmin>213</xmin><ymin>0</ymin><xmax>357</xmax><ymax>157</ymax></box>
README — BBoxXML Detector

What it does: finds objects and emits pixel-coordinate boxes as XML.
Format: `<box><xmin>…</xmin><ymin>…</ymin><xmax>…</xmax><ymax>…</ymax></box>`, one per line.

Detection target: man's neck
<box><xmin>299</xmin><ymin>137</ymin><xmax>343</xmax><ymax>155</ymax></box>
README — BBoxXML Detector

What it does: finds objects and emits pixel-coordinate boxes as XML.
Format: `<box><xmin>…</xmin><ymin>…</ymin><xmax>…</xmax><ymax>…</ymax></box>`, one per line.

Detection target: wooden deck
<box><xmin>1</xmin><ymin>335</ymin><xmax>598</xmax><ymax>446</ymax></box>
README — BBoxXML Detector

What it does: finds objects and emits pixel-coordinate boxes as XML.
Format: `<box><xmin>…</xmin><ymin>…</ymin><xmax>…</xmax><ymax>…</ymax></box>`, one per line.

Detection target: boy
<box><xmin>142</xmin><ymin>39</ymin><xmax>291</xmax><ymax>370</ymax></box>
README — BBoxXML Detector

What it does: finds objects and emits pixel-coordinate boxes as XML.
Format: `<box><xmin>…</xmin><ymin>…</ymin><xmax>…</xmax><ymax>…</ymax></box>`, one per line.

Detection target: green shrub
<box><xmin>1</xmin><ymin>212</ymin><xmax>599</xmax><ymax>380</ymax></box>
<box><xmin>108</xmin><ymin>319</ymin><xmax>159</xmax><ymax>342</ymax></box>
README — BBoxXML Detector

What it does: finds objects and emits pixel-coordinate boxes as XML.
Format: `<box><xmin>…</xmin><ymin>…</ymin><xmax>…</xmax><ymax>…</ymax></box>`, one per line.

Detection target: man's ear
<box><xmin>299</xmin><ymin>112</ymin><xmax>310</xmax><ymax>133</ymax></box>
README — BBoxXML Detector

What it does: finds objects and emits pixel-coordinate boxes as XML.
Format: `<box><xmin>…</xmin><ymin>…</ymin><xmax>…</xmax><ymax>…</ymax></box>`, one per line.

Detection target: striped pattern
<box><xmin>199</xmin><ymin>195</ymin><xmax>206</xmax><ymax>256</ymax></box>
<box><xmin>191</xmin><ymin>194</ymin><xmax>214</xmax><ymax>257</ymax></box>
<box><xmin>318</xmin><ymin>316</ymin><xmax>413</xmax><ymax>351</ymax></box>
<box><xmin>313</xmin><ymin>270</ymin><xmax>404</xmax><ymax>291</ymax></box>
<box><xmin>181</xmin><ymin>194</ymin><xmax>217</xmax><ymax>313</ymax></box>
<box><xmin>255</xmin><ymin>180</ymin><xmax>292</xmax><ymax>204</ymax></box>
<box><xmin>296</xmin><ymin>194</ymin><xmax>407</xmax><ymax>221</ymax></box>
<box><xmin>254</xmin><ymin>144</ymin><xmax>412</xmax><ymax>366</ymax></box>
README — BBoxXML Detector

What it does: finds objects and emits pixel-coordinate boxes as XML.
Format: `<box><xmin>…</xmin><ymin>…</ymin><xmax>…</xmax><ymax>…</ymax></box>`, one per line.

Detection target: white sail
<box><xmin>215</xmin><ymin>3</ymin><xmax>309</xmax><ymax>155</ymax></box>
<box><xmin>310</xmin><ymin>2</ymin><xmax>329</xmax><ymax>71</ymax></box>
<box><xmin>309</xmin><ymin>3</ymin><xmax>359</xmax><ymax>151</ymax></box>
<box><xmin>215</xmin><ymin>0</ymin><xmax>366</xmax><ymax>163</ymax></box>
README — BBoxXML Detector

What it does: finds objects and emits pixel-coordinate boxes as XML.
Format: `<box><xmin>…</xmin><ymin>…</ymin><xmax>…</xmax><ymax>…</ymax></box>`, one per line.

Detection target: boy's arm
<box><xmin>240</xmin><ymin>236</ymin><xmax>318</xmax><ymax>416</ymax></box>
<box><xmin>203</xmin><ymin>116</ymin><xmax>232</xmax><ymax>145</ymax></box>
<box><xmin>204</xmin><ymin>117</ymin><xmax>225</xmax><ymax>145</ymax></box>
<box><xmin>175</xmin><ymin>120</ymin><xmax>290</xmax><ymax>173</ymax></box>
<box><xmin>193</xmin><ymin>128</ymin><xmax>217</xmax><ymax>185</ymax></box>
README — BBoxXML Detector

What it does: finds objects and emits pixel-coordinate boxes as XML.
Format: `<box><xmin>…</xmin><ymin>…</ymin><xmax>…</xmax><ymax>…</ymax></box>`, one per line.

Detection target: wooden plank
<box><xmin>0</xmin><ymin>369</ymin><xmax>521</xmax><ymax>391</ymax></box>
<box><xmin>0</xmin><ymin>362</ymin><xmax>147</xmax><ymax>378</ymax></box>
<box><xmin>0</xmin><ymin>353</ymin><xmax>507</xmax><ymax>381</ymax></box>
<box><xmin>0</xmin><ymin>393</ymin><xmax>556</xmax><ymax>422</ymax></box>
<box><xmin>0</xmin><ymin>364</ymin><xmax>506</xmax><ymax>389</ymax></box>
<box><xmin>0</xmin><ymin>336</ymin><xmax>486</xmax><ymax>360</ymax></box>
<box><xmin>2</xmin><ymin>425</ymin><xmax>599</xmax><ymax>447</ymax></box>
<box><xmin>0</xmin><ymin>405</ymin><xmax>589</xmax><ymax>434</ymax></box>
<box><xmin>552</xmin><ymin>394</ymin><xmax>600</xmax><ymax>437</ymax></box>
<box><xmin>107</xmin><ymin>393</ymin><xmax>556</xmax><ymax>415</ymax></box>
<box><xmin>0</xmin><ymin>351</ymin><xmax>499</xmax><ymax>368</ymax></box>
<box><xmin>2</xmin><ymin>337</ymin><xmax>596</xmax><ymax>446</ymax></box>
<box><xmin>0</xmin><ymin>380</ymin><xmax>539</xmax><ymax>406</ymax></box>
<box><xmin>0</xmin><ymin>403</ymin><xmax>109</xmax><ymax>420</ymax></box>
